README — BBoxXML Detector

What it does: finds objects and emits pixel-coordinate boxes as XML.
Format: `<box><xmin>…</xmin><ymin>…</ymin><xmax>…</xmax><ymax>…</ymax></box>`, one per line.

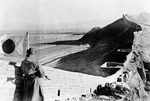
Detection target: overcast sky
<box><xmin>0</xmin><ymin>0</ymin><xmax>150</xmax><ymax>27</ymax></box>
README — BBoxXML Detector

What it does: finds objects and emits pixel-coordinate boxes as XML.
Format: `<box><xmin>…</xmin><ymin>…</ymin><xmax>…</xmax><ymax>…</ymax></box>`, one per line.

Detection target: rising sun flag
<box><xmin>0</xmin><ymin>32</ymin><xmax>29</xmax><ymax>59</ymax></box>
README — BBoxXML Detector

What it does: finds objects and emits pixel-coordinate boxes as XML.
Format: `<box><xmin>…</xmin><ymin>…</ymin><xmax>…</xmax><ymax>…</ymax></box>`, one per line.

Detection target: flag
<box><xmin>0</xmin><ymin>32</ymin><xmax>28</xmax><ymax>58</ymax></box>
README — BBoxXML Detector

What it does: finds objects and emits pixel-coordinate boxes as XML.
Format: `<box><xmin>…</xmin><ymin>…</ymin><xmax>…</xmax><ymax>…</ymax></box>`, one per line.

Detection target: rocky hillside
<box><xmin>54</xmin><ymin>15</ymin><xmax>142</xmax><ymax>77</ymax></box>
<box><xmin>78</xmin><ymin>16</ymin><xmax>141</xmax><ymax>47</ymax></box>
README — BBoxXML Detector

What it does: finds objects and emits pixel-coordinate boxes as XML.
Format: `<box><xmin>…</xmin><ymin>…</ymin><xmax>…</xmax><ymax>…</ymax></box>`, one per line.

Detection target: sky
<box><xmin>0</xmin><ymin>0</ymin><xmax>150</xmax><ymax>30</ymax></box>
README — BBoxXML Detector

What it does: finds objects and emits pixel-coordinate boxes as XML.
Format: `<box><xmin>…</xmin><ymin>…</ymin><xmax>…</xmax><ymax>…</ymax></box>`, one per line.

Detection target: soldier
<box><xmin>20</xmin><ymin>48</ymin><xmax>45</xmax><ymax>101</ymax></box>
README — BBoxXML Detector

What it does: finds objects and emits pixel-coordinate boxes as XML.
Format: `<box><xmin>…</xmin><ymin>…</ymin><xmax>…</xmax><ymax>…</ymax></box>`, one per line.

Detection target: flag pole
<box><xmin>27</xmin><ymin>31</ymin><xmax>29</xmax><ymax>49</ymax></box>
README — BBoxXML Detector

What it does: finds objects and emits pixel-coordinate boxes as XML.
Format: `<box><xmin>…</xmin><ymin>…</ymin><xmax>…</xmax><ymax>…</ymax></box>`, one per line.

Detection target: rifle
<box><xmin>45</xmin><ymin>75</ymin><xmax>51</xmax><ymax>80</ymax></box>
<box><xmin>6</xmin><ymin>77</ymin><xmax>15</xmax><ymax>84</ymax></box>
<box><xmin>9</xmin><ymin>61</ymin><xmax>17</xmax><ymax>66</ymax></box>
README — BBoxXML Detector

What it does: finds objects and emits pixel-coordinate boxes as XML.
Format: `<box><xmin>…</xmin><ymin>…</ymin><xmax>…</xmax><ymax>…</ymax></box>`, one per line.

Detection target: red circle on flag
<box><xmin>2</xmin><ymin>39</ymin><xmax>15</xmax><ymax>54</ymax></box>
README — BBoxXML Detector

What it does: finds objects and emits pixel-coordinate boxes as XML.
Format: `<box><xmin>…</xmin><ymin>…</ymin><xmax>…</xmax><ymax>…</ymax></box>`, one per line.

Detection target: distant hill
<box><xmin>88</xmin><ymin>27</ymin><xmax>101</xmax><ymax>33</ymax></box>
<box><xmin>0</xmin><ymin>22</ymin><xmax>39</xmax><ymax>31</ymax></box>
<box><xmin>0</xmin><ymin>19</ymin><xmax>113</xmax><ymax>33</ymax></box>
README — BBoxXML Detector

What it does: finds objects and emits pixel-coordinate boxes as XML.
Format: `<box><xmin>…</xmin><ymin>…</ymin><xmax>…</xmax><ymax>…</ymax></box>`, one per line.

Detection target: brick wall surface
<box><xmin>42</xmin><ymin>65</ymin><xmax>102</xmax><ymax>100</ymax></box>
<box><xmin>0</xmin><ymin>60</ymin><xmax>116</xmax><ymax>101</ymax></box>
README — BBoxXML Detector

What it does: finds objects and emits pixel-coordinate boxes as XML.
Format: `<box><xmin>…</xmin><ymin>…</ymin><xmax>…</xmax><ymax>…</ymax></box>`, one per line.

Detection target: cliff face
<box><xmin>115</xmin><ymin>26</ymin><xmax>150</xmax><ymax>101</ymax></box>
